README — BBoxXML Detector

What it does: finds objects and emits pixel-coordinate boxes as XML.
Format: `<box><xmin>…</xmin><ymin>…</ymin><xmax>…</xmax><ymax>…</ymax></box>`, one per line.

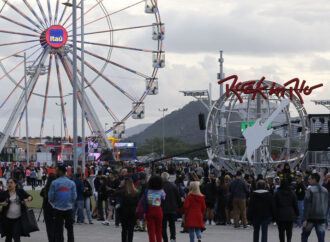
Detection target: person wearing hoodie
<box><xmin>274</xmin><ymin>180</ymin><xmax>299</xmax><ymax>242</ymax></box>
<box><xmin>181</xmin><ymin>181</ymin><xmax>206</xmax><ymax>242</ymax></box>
<box><xmin>301</xmin><ymin>172</ymin><xmax>328</xmax><ymax>242</ymax></box>
<box><xmin>247</xmin><ymin>180</ymin><xmax>275</xmax><ymax>242</ymax></box>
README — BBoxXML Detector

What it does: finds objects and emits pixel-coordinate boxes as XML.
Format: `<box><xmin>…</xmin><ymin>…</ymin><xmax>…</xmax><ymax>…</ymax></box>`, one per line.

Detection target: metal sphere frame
<box><xmin>206</xmin><ymin>80</ymin><xmax>310</xmax><ymax>173</ymax></box>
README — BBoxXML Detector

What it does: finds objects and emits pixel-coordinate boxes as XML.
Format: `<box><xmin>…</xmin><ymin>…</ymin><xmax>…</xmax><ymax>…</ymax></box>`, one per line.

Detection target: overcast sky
<box><xmin>0</xmin><ymin>0</ymin><xmax>329</xmax><ymax>137</ymax></box>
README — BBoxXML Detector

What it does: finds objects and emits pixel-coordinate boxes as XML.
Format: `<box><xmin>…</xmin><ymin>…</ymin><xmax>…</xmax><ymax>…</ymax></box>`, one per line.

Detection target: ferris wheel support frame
<box><xmin>60</xmin><ymin>54</ymin><xmax>111</xmax><ymax>150</ymax></box>
<box><xmin>0</xmin><ymin>50</ymin><xmax>49</xmax><ymax>154</ymax></box>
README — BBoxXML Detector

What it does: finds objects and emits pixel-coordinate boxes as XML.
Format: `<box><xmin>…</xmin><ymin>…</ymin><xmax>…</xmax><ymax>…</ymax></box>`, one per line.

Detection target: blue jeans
<box><xmin>189</xmin><ymin>227</ymin><xmax>201</xmax><ymax>242</ymax></box>
<box><xmin>327</xmin><ymin>208</ymin><xmax>330</xmax><ymax>228</ymax></box>
<box><xmin>84</xmin><ymin>197</ymin><xmax>92</xmax><ymax>223</ymax></box>
<box><xmin>297</xmin><ymin>200</ymin><xmax>304</xmax><ymax>228</ymax></box>
<box><xmin>73</xmin><ymin>200</ymin><xmax>85</xmax><ymax>223</ymax></box>
<box><xmin>253</xmin><ymin>217</ymin><xmax>271</xmax><ymax>242</ymax></box>
<box><xmin>301</xmin><ymin>222</ymin><xmax>326</xmax><ymax>242</ymax></box>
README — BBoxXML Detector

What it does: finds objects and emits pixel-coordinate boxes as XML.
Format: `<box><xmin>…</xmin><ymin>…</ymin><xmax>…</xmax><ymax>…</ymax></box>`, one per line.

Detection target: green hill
<box><xmin>126</xmin><ymin>101</ymin><xmax>208</xmax><ymax>145</ymax></box>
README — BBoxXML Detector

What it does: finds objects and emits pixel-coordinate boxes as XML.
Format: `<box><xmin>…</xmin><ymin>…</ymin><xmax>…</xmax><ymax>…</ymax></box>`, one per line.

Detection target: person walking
<box><xmin>72</xmin><ymin>173</ymin><xmax>85</xmax><ymax>224</ymax></box>
<box><xmin>301</xmin><ymin>172</ymin><xmax>328</xmax><ymax>242</ymax></box>
<box><xmin>201</xmin><ymin>177</ymin><xmax>217</xmax><ymax>225</ymax></box>
<box><xmin>322</xmin><ymin>173</ymin><xmax>330</xmax><ymax>230</ymax></box>
<box><xmin>274</xmin><ymin>180</ymin><xmax>299</xmax><ymax>242</ymax></box>
<box><xmin>82</xmin><ymin>175</ymin><xmax>93</xmax><ymax>224</ymax></box>
<box><xmin>296</xmin><ymin>174</ymin><xmax>306</xmax><ymax>228</ymax></box>
<box><xmin>181</xmin><ymin>181</ymin><xmax>206</xmax><ymax>242</ymax></box>
<box><xmin>117</xmin><ymin>177</ymin><xmax>139</xmax><ymax>242</ymax></box>
<box><xmin>161</xmin><ymin>172</ymin><xmax>181</xmax><ymax>242</ymax></box>
<box><xmin>97</xmin><ymin>176</ymin><xmax>108</xmax><ymax>221</ymax></box>
<box><xmin>136</xmin><ymin>172</ymin><xmax>148</xmax><ymax>232</ymax></box>
<box><xmin>37</xmin><ymin>168</ymin><xmax>43</xmax><ymax>187</ymax></box>
<box><xmin>146</xmin><ymin>175</ymin><xmax>166</xmax><ymax>242</ymax></box>
<box><xmin>25</xmin><ymin>167</ymin><xmax>31</xmax><ymax>186</ymax></box>
<box><xmin>247</xmin><ymin>180</ymin><xmax>275</xmax><ymax>242</ymax></box>
<box><xmin>0</xmin><ymin>178</ymin><xmax>33</xmax><ymax>242</ymax></box>
<box><xmin>92</xmin><ymin>172</ymin><xmax>101</xmax><ymax>218</ymax></box>
<box><xmin>48</xmin><ymin>166</ymin><xmax>77</xmax><ymax>242</ymax></box>
<box><xmin>30</xmin><ymin>169</ymin><xmax>37</xmax><ymax>190</ymax></box>
<box><xmin>40</xmin><ymin>173</ymin><xmax>56</xmax><ymax>242</ymax></box>
<box><xmin>229</xmin><ymin>171</ymin><xmax>249</xmax><ymax>228</ymax></box>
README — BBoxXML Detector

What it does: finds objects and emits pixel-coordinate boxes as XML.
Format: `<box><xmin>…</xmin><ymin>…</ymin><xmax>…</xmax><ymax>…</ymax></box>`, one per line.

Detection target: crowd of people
<box><xmin>0</xmin><ymin>161</ymin><xmax>329</xmax><ymax>242</ymax></box>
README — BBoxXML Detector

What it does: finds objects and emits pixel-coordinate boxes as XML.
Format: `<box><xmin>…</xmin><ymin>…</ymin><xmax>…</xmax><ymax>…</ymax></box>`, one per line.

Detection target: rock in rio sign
<box><xmin>45</xmin><ymin>25</ymin><xmax>68</xmax><ymax>48</ymax></box>
<box><xmin>218</xmin><ymin>75</ymin><xmax>323</xmax><ymax>104</ymax></box>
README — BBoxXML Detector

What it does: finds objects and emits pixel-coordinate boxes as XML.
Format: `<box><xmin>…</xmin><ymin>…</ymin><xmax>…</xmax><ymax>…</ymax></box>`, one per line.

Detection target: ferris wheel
<box><xmin>0</xmin><ymin>0</ymin><xmax>164</xmax><ymax>152</ymax></box>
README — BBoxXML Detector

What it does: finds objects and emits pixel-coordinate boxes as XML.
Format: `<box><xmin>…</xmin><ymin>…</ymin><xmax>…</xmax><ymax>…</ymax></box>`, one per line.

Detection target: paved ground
<box><xmin>18</xmin><ymin>210</ymin><xmax>329</xmax><ymax>242</ymax></box>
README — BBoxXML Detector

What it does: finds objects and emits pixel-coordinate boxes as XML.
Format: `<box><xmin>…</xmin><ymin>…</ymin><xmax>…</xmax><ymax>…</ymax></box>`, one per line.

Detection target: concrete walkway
<box><xmin>19</xmin><ymin>211</ymin><xmax>328</xmax><ymax>242</ymax></box>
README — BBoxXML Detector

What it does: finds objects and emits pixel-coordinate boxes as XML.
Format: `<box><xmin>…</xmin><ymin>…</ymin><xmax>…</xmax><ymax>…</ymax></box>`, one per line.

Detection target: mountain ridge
<box><xmin>126</xmin><ymin>101</ymin><xmax>208</xmax><ymax>145</ymax></box>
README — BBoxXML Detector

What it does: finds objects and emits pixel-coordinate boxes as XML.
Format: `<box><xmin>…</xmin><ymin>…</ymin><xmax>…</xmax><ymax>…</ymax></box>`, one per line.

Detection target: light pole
<box><xmin>80</xmin><ymin>0</ymin><xmax>86</xmax><ymax>173</ymax></box>
<box><xmin>24</xmin><ymin>53</ymin><xmax>29</xmax><ymax>166</ymax></box>
<box><xmin>13</xmin><ymin>53</ymin><xmax>29</xmax><ymax>166</ymax></box>
<box><xmin>72</xmin><ymin>0</ymin><xmax>78</xmax><ymax>174</ymax></box>
<box><xmin>62</xmin><ymin>1</ymin><xmax>84</xmax><ymax>174</ymax></box>
<box><xmin>158</xmin><ymin>108</ymin><xmax>168</xmax><ymax>157</ymax></box>
<box><xmin>105</xmin><ymin>122</ymin><xmax>109</xmax><ymax>131</ymax></box>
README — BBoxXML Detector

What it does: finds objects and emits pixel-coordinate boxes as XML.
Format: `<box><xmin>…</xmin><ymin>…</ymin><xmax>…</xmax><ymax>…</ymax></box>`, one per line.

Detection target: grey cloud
<box><xmin>310</xmin><ymin>56</ymin><xmax>330</xmax><ymax>71</ymax></box>
<box><xmin>149</xmin><ymin>1</ymin><xmax>330</xmax><ymax>55</ymax></box>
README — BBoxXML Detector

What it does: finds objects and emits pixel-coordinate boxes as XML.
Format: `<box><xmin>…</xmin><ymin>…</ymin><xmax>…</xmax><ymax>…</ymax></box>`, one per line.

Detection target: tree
<box><xmin>137</xmin><ymin>137</ymin><xmax>208</xmax><ymax>159</ymax></box>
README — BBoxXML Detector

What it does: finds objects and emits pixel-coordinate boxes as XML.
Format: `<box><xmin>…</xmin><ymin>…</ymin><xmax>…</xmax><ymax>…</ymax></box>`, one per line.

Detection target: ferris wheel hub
<box><xmin>44</xmin><ymin>25</ymin><xmax>68</xmax><ymax>49</ymax></box>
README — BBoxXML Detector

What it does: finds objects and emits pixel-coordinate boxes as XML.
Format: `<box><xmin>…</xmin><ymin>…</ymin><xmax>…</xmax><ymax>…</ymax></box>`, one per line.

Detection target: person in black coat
<box><xmin>215</xmin><ymin>177</ymin><xmax>227</xmax><ymax>225</ymax></box>
<box><xmin>116</xmin><ymin>177</ymin><xmax>139</xmax><ymax>242</ymax></box>
<box><xmin>274</xmin><ymin>180</ymin><xmax>299</xmax><ymax>242</ymax></box>
<box><xmin>40</xmin><ymin>173</ymin><xmax>56</xmax><ymax>242</ymax></box>
<box><xmin>0</xmin><ymin>178</ymin><xmax>33</xmax><ymax>242</ymax></box>
<box><xmin>161</xmin><ymin>172</ymin><xmax>181</xmax><ymax>242</ymax></box>
<box><xmin>247</xmin><ymin>180</ymin><xmax>275</xmax><ymax>242</ymax></box>
<box><xmin>201</xmin><ymin>177</ymin><xmax>217</xmax><ymax>225</ymax></box>
<box><xmin>97</xmin><ymin>176</ymin><xmax>108</xmax><ymax>221</ymax></box>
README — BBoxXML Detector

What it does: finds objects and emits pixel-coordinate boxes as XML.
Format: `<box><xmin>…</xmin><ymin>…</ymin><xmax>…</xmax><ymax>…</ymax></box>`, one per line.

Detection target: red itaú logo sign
<box><xmin>218</xmin><ymin>75</ymin><xmax>323</xmax><ymax>104</ymax></box>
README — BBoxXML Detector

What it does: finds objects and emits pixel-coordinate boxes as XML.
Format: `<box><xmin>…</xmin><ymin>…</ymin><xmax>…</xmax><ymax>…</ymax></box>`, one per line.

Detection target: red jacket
<box><xmin>182</xmin><ymin>193</ymin><xmax>206</xmax><ymax>228</ymax></box>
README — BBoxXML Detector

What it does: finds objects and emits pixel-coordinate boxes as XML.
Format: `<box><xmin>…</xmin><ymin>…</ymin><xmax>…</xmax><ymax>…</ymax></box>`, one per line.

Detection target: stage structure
<box><xmin>312</xmin><ymin>100</ymin><xmax>330</xmax><ymax>112</ymax></box>
<box><xmin>0</xmin><ymin>0</ymin><xmax>164</xmax><ymax>154</ymax></box>
<box><xmin>206</xmin><ymin>75</ymin><xmax>323</xmax><ymax>174</ymax></box>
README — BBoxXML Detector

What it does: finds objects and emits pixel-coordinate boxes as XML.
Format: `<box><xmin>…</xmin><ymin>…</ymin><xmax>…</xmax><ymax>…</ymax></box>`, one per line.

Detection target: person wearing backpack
<box><xmin>146</xmin><ymin>175</ymin><xmax>166</xmax><ymax>242</ymax></box>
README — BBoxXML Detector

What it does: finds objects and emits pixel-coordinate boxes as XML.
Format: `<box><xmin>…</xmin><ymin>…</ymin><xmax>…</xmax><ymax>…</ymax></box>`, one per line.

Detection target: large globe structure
<box><xmin>206</xmin><ymin>79</ymin><xmax>309</xmax><ymax>174</ymax></box>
